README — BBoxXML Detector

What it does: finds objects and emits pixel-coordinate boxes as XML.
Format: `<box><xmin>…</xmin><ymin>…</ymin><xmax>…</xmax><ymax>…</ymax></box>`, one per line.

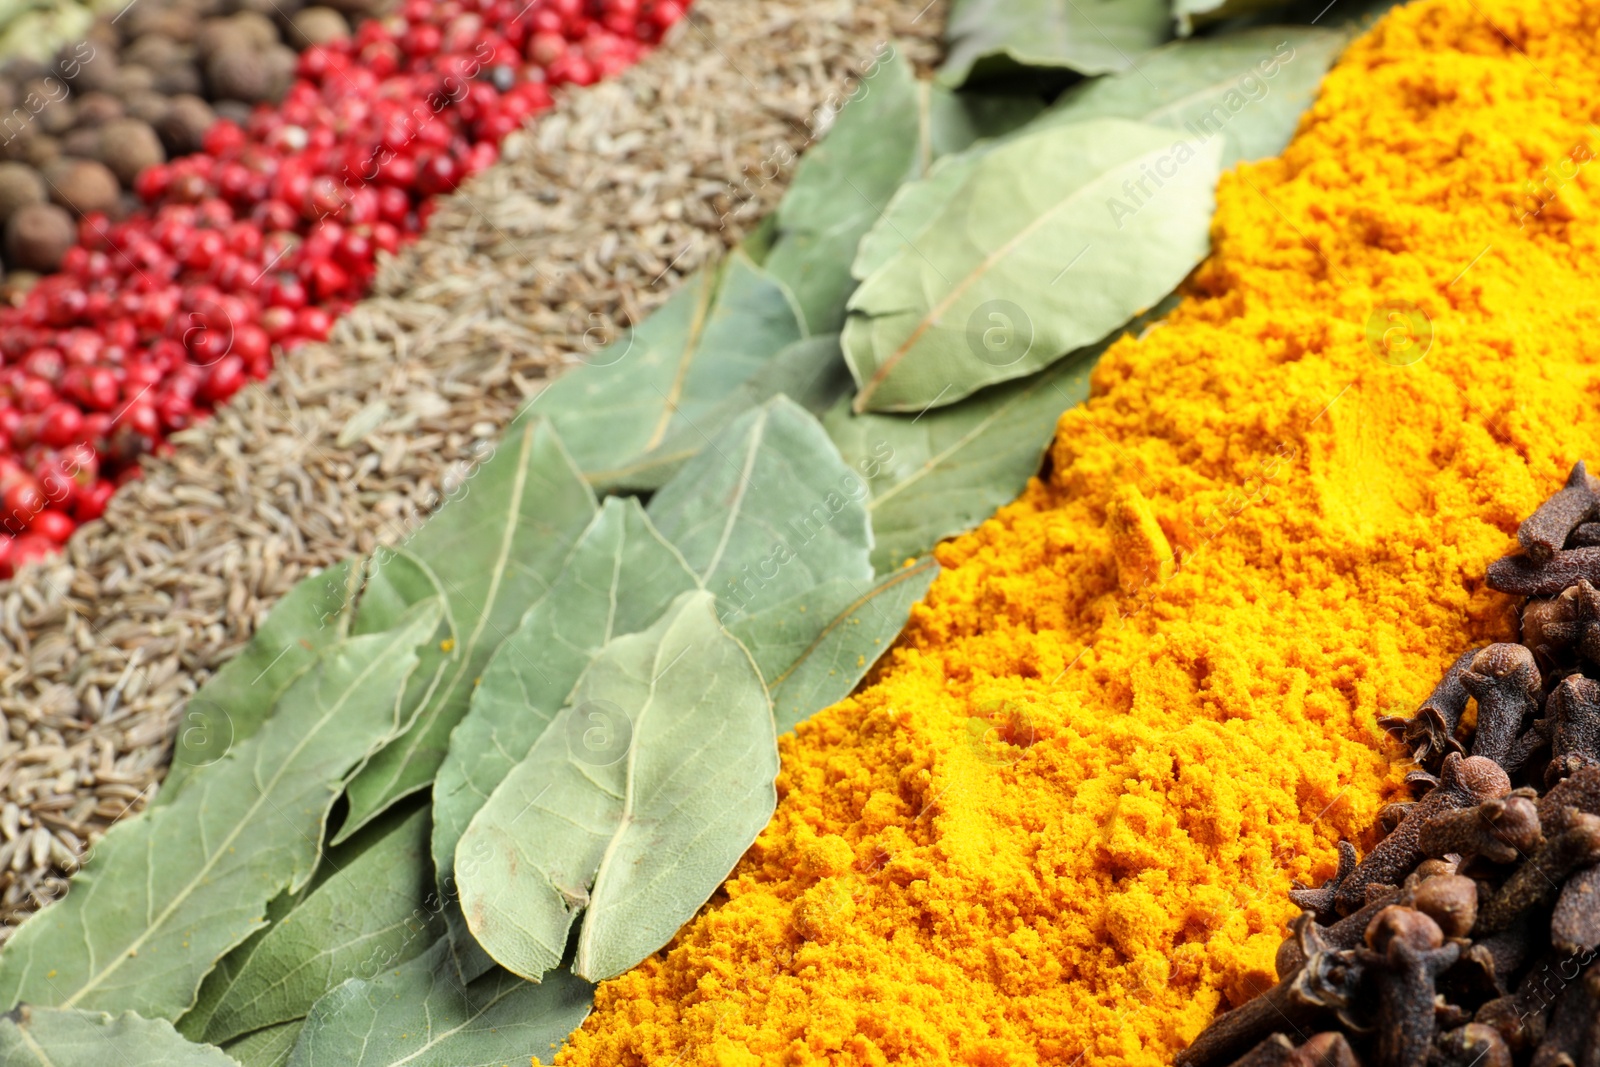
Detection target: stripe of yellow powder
<box><xmin>557</xmin><ymin>0</ymin><xmax>1600</xmax><ymax>1063</ymax></box>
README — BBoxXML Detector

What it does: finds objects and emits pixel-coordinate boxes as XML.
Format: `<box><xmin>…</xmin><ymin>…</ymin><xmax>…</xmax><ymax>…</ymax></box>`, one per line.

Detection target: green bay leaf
<box><xmin>0</xmin><ymin>600</ymin><xmax>441</xmax><ymax>1019</ymax></box>
<box><xmin>431</xmin><ymin>496</ymin><xmax>698</xmax><ymax>977</ymax></box>
<box><xmin>287</xmin><ymin>939</ymin><xmax>591</xmax><ymax>1067</ymax></box>
<box><xmin>591</xmin><ymin>334</ymin><xmax>853</xmax><ymax>492</ymax></box>
<box><xmin>456</xmin><ymin>590</ymin><xmax>777</xmax><ymax>983</ymax></box>
<box><xmin>521</xmin><ymin>251</ymin><xmax>807</xmax><ymax>482</ymax></box>
<box><xmin>224</xmin><ymin>1021</ymin><xmax>301</xmax><ymax>1067</ymax></box>
<box><xmin>646</xmin><ymin>395</ymin><xmax>873</xmax><ymax>626</ymax></box>
<box><xmin>843</xmin><ymin>117</ymin><xmax>1221</xmax><ymax>413</ymax></box>
<box><xmin>337</xmin><ymin>420</ymin><xmax>597</xmax><ymax>843</ymax></box>
<box><xmin>161</xmin><ymin>560</ymin><xmax>358</xmax><ymax>804</ymax></box>
<box><xmin>1</xmin><ymin>1007</ymin><xmax>242</xmax><ymax>1066</ymax></box>
<box><xmin>829</xmin><ymin>319</ymin><xmax>1149</xmax><ymax>570</ymax></box>
<box><xmin>938</xmin><ymin>0</ymin><xmax>1170</xmax><ymax>87</ymax></box>
<box><xmin>1037</xmin><ymin>27</ymin><xmax>1346</xmax><ymax>164</ymax></box>
<box><xmin>732</xmin><ymin>558</ymin><xmax>940</xmax><ymax>733</ymax></box>
<box><xmin>195</xmin><ymin>807</ymin><xmax>442</xmax><ymax>1046</ymax></box>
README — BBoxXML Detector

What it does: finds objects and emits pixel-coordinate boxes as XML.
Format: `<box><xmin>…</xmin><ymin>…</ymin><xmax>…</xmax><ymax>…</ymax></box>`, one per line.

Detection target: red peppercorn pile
<box><xmin>0</xmin><ymin>0</ymin><xmax>684</xmax><ymax>575</ymax></box>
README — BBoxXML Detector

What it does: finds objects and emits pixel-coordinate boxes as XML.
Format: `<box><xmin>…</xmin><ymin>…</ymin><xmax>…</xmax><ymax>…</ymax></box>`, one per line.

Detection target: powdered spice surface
<box><xmin>557</xmin><ymin>0</ymin><xmax>1600</xmax><ymax>1063</ymax></box>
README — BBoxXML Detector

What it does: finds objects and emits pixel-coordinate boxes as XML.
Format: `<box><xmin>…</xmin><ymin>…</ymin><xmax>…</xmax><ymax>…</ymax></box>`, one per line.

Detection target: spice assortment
<box><xmin>1179</xmin><ymin>465</ymin><xmax>1600</xmax><ymax>1067</ymax></box>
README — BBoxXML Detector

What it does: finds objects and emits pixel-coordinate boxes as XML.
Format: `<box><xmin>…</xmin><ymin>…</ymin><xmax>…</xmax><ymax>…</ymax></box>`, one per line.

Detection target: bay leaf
<box><xmin>593</xmin><ymin>334</ymin><xmax>854</xmax><ymax>492</ymax></box>
<box><xmin>0</xmin><ymin>1007</ymin><xmax>241</xmax><ymax>1066</ymax></box>
<box><xmin>842</xmin><ymin>118</ymin><xmax>1221</xmax><ymax>412</ymax></box>
<box><xmin>938</xmin><ymin>0</ymin><xmax>1170</xmax><ymax>87</ymax></box>
<box><xmin>520</xmin><ymin>251</ymin><xmax>807</xmax><ymax>481</ymax></box>
<box><xmin>1036</xmin><ymin>27</ymin><xmax>1347</xmax><ymax>164</ymax></box>
<box><xmin>194</xmin><ymin>807</ymin><xmax>442</xmax><ymax>1046</ymax></box>
<box><xmin>430</xmin><ymin>496</ymin><xmax>698</xmax><ymax>976</ymax></box>
<box><xmin>337</xmin><ymin>420</ymin><xmax>597</xmax><ymax>842</ymax></box>
<box><xmin>286</xmin><ymin>940</ymin><xmax>592</xmax><ymax>1067</ymax></box>
<box><xmin>456</xmin><ymin>590</ymin><xmax>777</xmax><ymax>983</ymax></box>
<box><xmin>160</xmin><ymin>560</ymin><xmax>358</xmax><ymax>804</ymax></box>
<box><xmin>731</xmin><ymin>558</ymin><xmax>940</xmax><ymax>733</ymax></box>
<box><xmin>765</xmin><ymin>50</ymin><xmax>1043</xmax><ymax>336</ymax></box>
<box><xmin>829</xmin><ymin>323</ymin><xmax>1137</xmax><ymax>571</ymax></box>
<box><xmin>646</xmin><ymin>395</ymin><xmax>873</xmax><ymax>627</ymax></box>
<box><xmin>850</xmin><ymin>150</ymin><xmax>984</xmax><ymax>285</ymax></box>
<box><xmin>225</xmin><ymin>1022</ymin><xmax>301</xmax><ymax>1067</ymax></box>
<box><xmin>0</xmin><ymin>600</ymin><xmax>442</xmax><ymax>1019</ymax></box>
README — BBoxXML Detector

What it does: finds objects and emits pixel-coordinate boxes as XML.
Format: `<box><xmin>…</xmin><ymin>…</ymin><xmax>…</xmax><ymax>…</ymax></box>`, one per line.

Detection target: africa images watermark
<box><xmin>1106</xmin><ymin>39</ymin><xmax>1300</xmax><ymax>230</ymax></box>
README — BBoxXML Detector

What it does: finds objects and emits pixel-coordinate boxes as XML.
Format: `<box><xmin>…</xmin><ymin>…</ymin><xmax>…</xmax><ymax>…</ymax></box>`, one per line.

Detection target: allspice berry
<box><xmin>228</xmin><ymin>10</ymin><xmax>281</xmax><ymax>47</ymax></box>
<box><xmin>288</xmin><ymin>6</ymin><xmax>350</xmax><ymax>45</ymax></box>
<box><xmin>0</xmin><ymin>162</ymin><xmax>46</xmax><ymax>226</ymax></box>
<box><xmin>125</xmin><ymin>90</ymin><xmax>173</xmax><ymax>127</ymax></box>
<box><xmin>155</xmin><ymin>95</ymin><xmax>214</xmax><ymax>156</ymax></box>
<box><xmin>74</xmin><ymin>92</ymin><xmax>125</xmax><ymax>128</ymax></box>
<box><xmin>45</xmin><ymin>159</ymin><xmax>121</xmax><ymax>217</ymax></box>
<box><xmin>21</xmin><ymin>136</ymin><xmax>61</xmax><ymax>170</ymax></box>
<box><xmin>111</xmin><ymin>64</ymin><xmax>157</xmax><ymax>96</ymax></box>
<box><xmin>96</xmin><ymin>118</ymin><xmax>166</xmax><ymax>187</ymax></box>
<box><xmin>206</xmin><ymin>43</ymin><xmax>273</xmax><ymax>103</ymax></box>
<box><xmin>5</xmin><ymin>202</ymin><xmax>75</xmax><ymax>272</ymax></box>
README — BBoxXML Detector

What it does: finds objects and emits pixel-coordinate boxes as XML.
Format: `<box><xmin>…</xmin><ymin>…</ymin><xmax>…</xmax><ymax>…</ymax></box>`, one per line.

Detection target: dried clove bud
<box><xmin>1278</xmin><ymin>889</ymin><xmax>1405</xmax><ymax>980</ymax></box>
<box><xmin>1522</xmin><ymin>589</ymin><xmax>1582</xmax><ymax>669</ymax></box>
<box><xmin>1356</xmin><ymin>907</ymin><xmax>1461</xmax><ymax>1067</ymax></box>
<box><xmin>1218</xmin><ymin>1033</ymin><xmax>1360</xmax><ymax>1067</ymax></box>
<box><xmin>1518</xmin><ymin>462</ymin><xmax>1598</xmax><ymax>563</ymax></box>
<box><xmin>1569</xmin><ymin>522</ymin><xmax>1600</xmax><ymax>548</ymax></box>
<box><xmin>1290</xmin><ymin>841</ymin><xmax>1359</xmax><ymax>924</ymax></box>
<box><xmin>1379</xmin><ymin>650</ymin><xmax>1481</xmax><ymax>771</ymax></box>
<box><xmin>1461</xmin><ymin>914</ymin><xmax>1539</xmax><ymax>997</ymax></box>
<box><xmin>1547</xmin><ymin>673</ymin><xmax>1600</xmax><ymax>784</ymax></box>
<box><xmin>1550</xmin><ymin>863</ymin><xmax>1600</xmax><ymax>955</ymax></box>
<box><xmin>1417</xmin><ymin>795</ymin><xmax>1542</xmax><ymax>865</ymax></box>
<box><xmin>1176</xmin><ymin>918</ymin><xmax>1365</xmax><ymax>1067</ymax></box>
<box><xmin>1488</xmin><ymin>547</ymin><xmax>1600</xmax><ymax>597</ymax></box>
<box><xmin>1461</xmin><ymin>644</ymin><xmax>1544</xmax><ymax>767</ymax></box>
<box><xmin>1475</xmin><ymin>813</ymin><xmax>1600</xmax><ymax>935</ymax></box>
<box><xmin>1435</xmin><ymin>1024</ymin><xmax>1512</xmax><ymax>1067</ymax></box>
<box><xmin>1528</xmin><ymin>963</ymin><xmax>1600</xmax><ymax>1067</ymax></box>
<box><xmin>1538</xmin><ymin>764</ymin><xmax>1600</xmax><ymax>835</ymax></box>
<box><xmin>1476</xmin><ymin>951</ymin><xmax>1562</xmax><ymax>1053</ymax></box>
<box><xmin>1410</xmin><ymin>874</ymin><xmax>1478</xmax><ymax>939</ymax></box>
<box><xmin>1328</xmin><ymin>755</ymin><xmax>1510</xmax><ymax>917</ymax></box>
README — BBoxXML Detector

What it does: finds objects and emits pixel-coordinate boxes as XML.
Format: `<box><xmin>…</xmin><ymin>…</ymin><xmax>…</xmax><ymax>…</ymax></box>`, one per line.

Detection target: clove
<box><xmin>1417</xmin><ymin>795</ymin><xmax>1542</xmax><ymax>866</ymax></box>
<box><xmin>1379</xmin><ymin>649</ymin><xmax>1481</xmax><ymax>771</ymax></box>
<box><xmin>1550</xmin><ymin>863</ymin><xmax>1600</xmax><ymax>956</ymax></box>
<box><xmin>1546</xmin><ymin>674</ymin><xmax>1600</xmax><ymax>785</ymax></box>
<box><xmin>1518</xmin><ymin>462</ymin><xmax>1597</xmax><ymax>564</ymax></box>
<box><xmin>1357</xmin><ymin>907</ymin><xmax>1461</xmax><ymax>1067</ymax></box>
<box><xmin>1435</xmin><ymin>1024</ymin><xmax>1512</xmax><ymax>1067</ymax></box>
<box><xmin>1528</xmin><ymin>963</ymin><xmax>1600</xmax><ymax>1067</ymax></box>
<box><xmin>1537</xmin><ymin>764</ymin><xmax>1600</xmax><ymax>835</ymax></box>
<box><xmin>1488</xmin><ymin>548</ymin><xmax>1600</xmax><ymax>597</ymax></box>
<box><xmin>1462</xmin><ymin>645</ymin><xmax>1544</xmax><ymax>767</ymax></box>
<box><xmin>1475</xmin><ymin>813</ymin><xmax>1600</xmax><ymax>935</ymax></box>
<box><xmin>1328</xmin><ymin>755</ymin><xmax>1510</xmax><ymax>916</ymax></box>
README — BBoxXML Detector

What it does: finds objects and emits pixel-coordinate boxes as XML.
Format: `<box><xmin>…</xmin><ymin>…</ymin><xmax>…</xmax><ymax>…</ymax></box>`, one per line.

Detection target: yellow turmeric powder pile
<box><xmin>558</xmin><ymin>0</ymin><xmax>1600</xmax><ymax>1064</ymax></box>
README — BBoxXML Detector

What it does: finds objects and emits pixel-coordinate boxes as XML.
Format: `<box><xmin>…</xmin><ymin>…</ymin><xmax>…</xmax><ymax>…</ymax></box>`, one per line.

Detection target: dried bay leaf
<box><xmin>431</xmin><ymin>496</ymin><xmax>698</xmax><ymax>977</ymax></box>
<box><xmin>521</xmin><ymin>251</ymin><xmax>807</xmax><ymax>482</ymax></box>
<box><xmin>843</xmin><ymin>118</ymin><xmax>1221</xmax><ymax>413</ymax></box>
<box><xmin>829</xmin><ymin>338</ymin><xmax>1112</xmax><ymax>572</ymax></box>
<box><xmin>160</xmin><ymin>560</ymin><xmax>358</xmax><ymax>804</ymax></box>
<box><xmin>1037</xmin><ymin>27</ymin><xmax>1346</xmax><ymax>164</ymax></box>
<box><xmin>337</xmin><ymin>420</ymin><xmax>597</xmax><ymax>842</ymax></box>
<box><xmin>0</xmin><ymin>601</ymin><xmax>443</xmax><ymax>1019</ymax></box>
<box><xmin>729</xmin><ymin>558</ymin><xmax>939</xmax><ymax>733</ymax></box>
<box><xmin>646</xmin><ymin>395</ymin><xmax>873</xmax><ymax>626</ymax></box>
<box><xmin>286</xmin><ymin>940</ymin><xmax>591</xmax><ymax>1067</ymax></box>
<box><xmin>0</xmin><ymin>1007</ymin><xmax>242</xmax><ymax>1066</ymax></box>
<box><xmin>938</xmin><ymin>0</ymin><xmax>1170</xmax><ymax>87</ymax></box>
<box><xmin>765</xmin><ymin>48</ymin><xmax>1041</xmax><ymax>335</ymax></box>
<box><xmin>591</xmin><ymin>334</ymin><xmax>854</xmax><ymax>492</ymax></box>
<box><xmin>192</xmin><ymin>807</ymin><xmax>442</xmax><ymax>1046</ymax></box>
<box><xmin>456</xmin><ymin>591</ymin><xmax>777</xmax><ymax>983</ymax></box>
<box><xmin>224</xmin><ymin>1021</ymin><xmax>301</xmax><ymax>1067</ymax></box>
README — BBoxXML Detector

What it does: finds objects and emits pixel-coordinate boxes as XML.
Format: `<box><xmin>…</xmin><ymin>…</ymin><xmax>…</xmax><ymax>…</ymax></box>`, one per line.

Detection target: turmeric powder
<box><xmin>557</xmin><ymin>0</ymin><xmax>1600</xmax><ymax>1063</ymax></box>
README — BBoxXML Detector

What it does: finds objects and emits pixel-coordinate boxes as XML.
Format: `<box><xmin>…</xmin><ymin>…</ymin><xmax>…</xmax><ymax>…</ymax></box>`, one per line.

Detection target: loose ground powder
<box><xmin>557</xmin><ymin>0</ymin><xmax>1600</xmax><ymax>1063</ymax></box>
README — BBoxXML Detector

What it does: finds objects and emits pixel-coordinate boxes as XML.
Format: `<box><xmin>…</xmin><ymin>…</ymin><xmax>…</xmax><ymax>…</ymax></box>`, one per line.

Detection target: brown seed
<box><xmin>73</xmin><ymin>92</ymin><xmax>125</xmax><ymax>128</ymax></box>
<box><xmin>95</xmin><ymin>118</ymin><xmax>166</xmax><ymax>188</ymax></box>
<box><xmin>288</xmin><ymin>6</ymin><xmax>350</xmax><ymax>45</ymax></box>
<box><xmin>43</xmin><ymin>159</ymin><xmax>121</xmax><ymax>218</ymax></box>
<box><xmin>0</xmin><ymin>162</ymin><xmax>45</xmax><ymax>226</ymax></box>
<box><xmin>4</xmin><ymin>201</ymin><xmax>74</xmax><ymax>272</ymax></box>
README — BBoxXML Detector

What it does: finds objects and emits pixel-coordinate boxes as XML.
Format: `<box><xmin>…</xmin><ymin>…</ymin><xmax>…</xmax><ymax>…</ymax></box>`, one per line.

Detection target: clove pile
<box><xmin>1175</xmin><ymin>462</ymin><xmax>1600</xmax><ymax>1067</ymax></box>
